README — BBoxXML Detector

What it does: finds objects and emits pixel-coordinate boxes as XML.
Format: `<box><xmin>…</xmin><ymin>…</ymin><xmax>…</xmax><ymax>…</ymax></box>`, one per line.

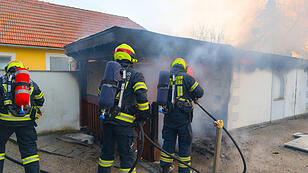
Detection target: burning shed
<box><xmin>64</xmin><ymin>26</ymin><xmax>308</xmax><ymax>161</ymax></box>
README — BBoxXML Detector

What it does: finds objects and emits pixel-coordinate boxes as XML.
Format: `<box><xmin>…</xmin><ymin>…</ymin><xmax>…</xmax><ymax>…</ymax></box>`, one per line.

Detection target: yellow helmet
<box><xmin>171</xmin><ymin>58</ymin><xmax>187</xmax><ymax>71</ymax></box>
<box><xmin>5</xmin><ymin>60</ymin><xmax>25</xmax><ymax>73</ymax></box>
<box><xmin>114</xmin><ymin>43</ymin><xmax>138</xmax><ymax>63</ymax></box>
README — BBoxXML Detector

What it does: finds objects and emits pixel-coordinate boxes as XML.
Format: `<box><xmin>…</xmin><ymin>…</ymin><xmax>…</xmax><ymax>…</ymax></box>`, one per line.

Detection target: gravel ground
<box><xmin>3</xmin><ymin>136</ymin><xmax>148</xmax><ymax>173</ymax></box>
<box><xmin>4</xmin><ymin>115</ymin><xmax>308</xmax><ymax>173</ymax></box>
<box><xmin>189</xmin><ymin>115</ymin><xmax>308</xmax><ymax>173</ymax></box>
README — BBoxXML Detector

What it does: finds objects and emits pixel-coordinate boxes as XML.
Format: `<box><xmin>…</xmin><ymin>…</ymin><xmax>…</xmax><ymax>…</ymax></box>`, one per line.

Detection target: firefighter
<box><xmin>160</xmin><ymin>58</ymin><xmax>204</xmax><ymax>173</ymax></box>
<box><xmin>0</xmin><ymin>60</ymin><xmax>45</xmax><ymax>173</ymax></box>
<box><xmin>97</xmin><ymin>43</ymin><xmax>149</xmax><ymax>173</ymax></box>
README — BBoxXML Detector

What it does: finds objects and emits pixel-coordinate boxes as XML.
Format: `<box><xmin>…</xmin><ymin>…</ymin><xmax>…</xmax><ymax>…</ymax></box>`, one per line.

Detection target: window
<box><xmin>0</xmin><ymin>53</ymin><xmax>16</xmax><ymax>70</ymax></box>
<box><xmin>272</xmin><ymin>72</ymin><xmax>285</xmax><ymax>101</ymax></box>
<box><xmin>46</xmin><ymin>53</ymin><xmax>77</xmax><ymax>71</ymax></box>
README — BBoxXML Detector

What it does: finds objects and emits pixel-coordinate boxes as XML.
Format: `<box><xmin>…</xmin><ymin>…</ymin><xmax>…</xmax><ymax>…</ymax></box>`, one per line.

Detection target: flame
<box><xmin>161</xmin><ymin>0</ymin><xmax>308</xmax><ymax>59</ymax></box>
<box><xmin>291</xmin><ymin>51</ymin><xmax>302</xmax><ymax>58</ymax></box>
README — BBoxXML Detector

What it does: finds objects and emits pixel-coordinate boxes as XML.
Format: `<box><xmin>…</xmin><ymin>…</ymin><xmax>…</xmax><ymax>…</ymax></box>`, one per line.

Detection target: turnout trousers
<box><xmin>97</xmin><ymin>123</ymin><xmax>137</xmax><ymax>173</ymax></box>
<box><xmin>160</xmin><ymin>123</ymin><xmax>193</xmax><ymax>173</ymax></box>
<box><xmin>0</xmin><ymin>124</ymin><xmax>39</xmax><ymax>173</ymax></box>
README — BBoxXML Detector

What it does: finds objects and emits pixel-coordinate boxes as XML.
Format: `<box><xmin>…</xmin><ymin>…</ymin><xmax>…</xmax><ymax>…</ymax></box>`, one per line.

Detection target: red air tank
<box><xmin>14</xmin><ymin>68</ymin><xmax>30</xmax><ymax>108</ymax></box>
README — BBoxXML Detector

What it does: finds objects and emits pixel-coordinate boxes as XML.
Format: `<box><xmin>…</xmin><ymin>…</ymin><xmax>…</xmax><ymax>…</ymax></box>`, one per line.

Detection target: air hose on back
<box><xmin>195</xmin><ymin>102</ymin><xmax>247</xmax><ymax>173</ymax></box>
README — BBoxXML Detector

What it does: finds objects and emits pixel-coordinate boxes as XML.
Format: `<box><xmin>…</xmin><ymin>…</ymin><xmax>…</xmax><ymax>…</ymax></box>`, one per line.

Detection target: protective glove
<box><xmin>193</xmin><ymin>99</ymin><xmax>199</xmax><ymax>104</ymax></box>
<box><xmin>135</xmin><ymin>110</ymin><xmax>149</xmax><ymax>123</ymax></box>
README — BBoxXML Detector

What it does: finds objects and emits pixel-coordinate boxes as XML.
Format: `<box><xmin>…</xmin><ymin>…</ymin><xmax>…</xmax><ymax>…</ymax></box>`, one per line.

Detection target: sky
<box><xmin>40</xmin><ymin>0</ymin><xmax>265</xmax><ymax>42</ymax></box>
<box><xmin>42</xmin><ymin>0</ymin><xmax>308</xmax><ymax>57</ymax></box>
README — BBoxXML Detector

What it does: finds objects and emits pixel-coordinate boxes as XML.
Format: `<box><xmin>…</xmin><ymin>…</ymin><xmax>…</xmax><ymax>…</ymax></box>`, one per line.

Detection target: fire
<box><xmin>291</xmin><ymin>51</ymin><xmax>302</xmax><ymax>58</ymax></box>
<box><xmin>167</xmin><ymin>0</ymin><xmax>308</xmax><ymax>59</ymax></box>
<box><xmin>235</xmin><ymin>0</ymin><xmax>308</xmax><ymax>58</ymax></box>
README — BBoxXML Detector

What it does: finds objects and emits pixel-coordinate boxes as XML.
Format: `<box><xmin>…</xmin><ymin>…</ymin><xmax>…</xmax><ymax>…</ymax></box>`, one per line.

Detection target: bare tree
<box><xmin>191</xmin><ymin>25</ymin><xmax>225</xmax><ymax>43</ymax></box>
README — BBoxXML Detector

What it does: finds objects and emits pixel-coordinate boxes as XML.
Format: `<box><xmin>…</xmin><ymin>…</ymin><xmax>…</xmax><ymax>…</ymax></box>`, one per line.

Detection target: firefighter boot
<box><xmin>97</xmin><ymin>167</ymin><xmax>111</xmax><ymax>173</ymax></box>
<box><xmin>24</xmin><ymin>162</ymin><xmax>40</xmax><ymax>173</ymax></box>
<box><xmin>162</xmin><ymin>166</ymin><xmax>170</xmax><ymax>173</ymax></box>
<box><xmin>0</xmin><ymin>160</ymin><xmax>3</xmax><ymax>173</ymax></box>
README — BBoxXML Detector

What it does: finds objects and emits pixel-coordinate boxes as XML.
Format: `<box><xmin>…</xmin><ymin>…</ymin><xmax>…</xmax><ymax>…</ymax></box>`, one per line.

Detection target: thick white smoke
<box><xmin>238</xmin><ymin>0</ymin><xmax>308</xmax><ymax>58</ymax></box>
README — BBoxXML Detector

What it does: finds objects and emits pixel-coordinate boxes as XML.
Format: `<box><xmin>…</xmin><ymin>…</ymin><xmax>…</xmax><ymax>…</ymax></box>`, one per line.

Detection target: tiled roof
<box><xmin>0</xmin><ymin>0</ymin><xmax>144</xmax><ymax>48</ymax></box>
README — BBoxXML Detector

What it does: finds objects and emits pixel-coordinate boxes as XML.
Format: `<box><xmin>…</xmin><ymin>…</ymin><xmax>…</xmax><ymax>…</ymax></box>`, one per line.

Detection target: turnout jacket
<box><xmin>165</xmin><ymin>65</ymin><xmax>204</xmax><ymax>127</ymax></box>
<box><xmin>98</xmin><ymin>66</ymin><xmax>149</xmax><ymax>126</ymax></box>
<box><xmin>0</xmin><ymin>74</ymin><xmax>45</xmax><ymax>127</ymax></box>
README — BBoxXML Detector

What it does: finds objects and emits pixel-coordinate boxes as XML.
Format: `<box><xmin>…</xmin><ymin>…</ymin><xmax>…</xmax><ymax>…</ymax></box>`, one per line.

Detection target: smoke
<box><xmin>156</xmin><ymin>0</ymin><xmax>308</xmax><ymax>58</ymax></box>
<box><xmin>67</xmin><ymin>0</ymin><xmax>308</xmax><ymax>144</ymax></box>
<box><xmin>155</xmin><ymin>0</ymin><xmax>265</xmax><ymax>44</ymax></box>
<box><xmin>134</xmin><ymin>42</ymin><xmax>234</xmax><ymax>141</ymax></box>
<box><xmin>238</xmin><ymin>0</ymin><xmax>308</xmax><ymax>58</ymax></box>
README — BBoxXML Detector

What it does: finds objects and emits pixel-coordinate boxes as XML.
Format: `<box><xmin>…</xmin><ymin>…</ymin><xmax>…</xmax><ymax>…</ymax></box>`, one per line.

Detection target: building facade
<box><xmin>0</xmin><ymin>0</ymin><xmax>143</xmax><ymax>71</ymax></box>
<box><xmin>0</xmin><ymin>0</ymin><xmax>144</xmax><ymax>133</ymax></box>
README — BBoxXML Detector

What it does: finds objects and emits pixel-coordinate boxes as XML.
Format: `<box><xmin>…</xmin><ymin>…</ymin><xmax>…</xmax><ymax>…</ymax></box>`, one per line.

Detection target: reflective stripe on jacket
<box><xmin>99</xmin><ymin>66</ymin><xmax>149</xmax><ymax>126</ymax></box>
<box><xmin>0</xmin><ymin>75</ymin><xmax>45</xmax><ymax>126</ymax></box>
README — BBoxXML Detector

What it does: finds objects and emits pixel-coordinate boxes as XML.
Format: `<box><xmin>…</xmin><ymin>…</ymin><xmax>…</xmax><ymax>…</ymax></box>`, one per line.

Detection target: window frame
<box><xmin>46</xmin><ymin>53</ymin><xmax>72</xmax><ymax>71</ymax></box>
<box><xmin>272</xmin><ymin>72</ymin><xmax>285</xmax><ymax>101</ymax></box>
<box><xmin>0</xmin><ymin>52</ymin><xmax>16</xmax><ymax>70</ymax></box>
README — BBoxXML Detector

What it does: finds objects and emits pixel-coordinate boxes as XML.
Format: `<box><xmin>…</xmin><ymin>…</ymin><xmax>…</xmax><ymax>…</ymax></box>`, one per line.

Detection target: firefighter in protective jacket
<box><xmin>160</xmin><ymin>58</ymin><xmax>204</xmax><ymax>173</ymax></box>
<box><xmin>97</xmin><ymin>44</ymin><xmax>149</xmax><ymax>173</ymax></box>
<box><xmin>0</xmin><ymin>60</ymin><xmax>45</xmax><ymax>173</ymax></box>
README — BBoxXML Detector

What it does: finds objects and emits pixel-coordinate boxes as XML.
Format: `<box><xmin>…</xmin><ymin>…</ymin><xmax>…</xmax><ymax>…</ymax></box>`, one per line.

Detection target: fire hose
<box><xmin>196</xmin><ymin>102</ymin><xmax>247</xmax><ymax>173</ymax></box>
<box><xmin>130</xmin><ymin>121</ymin><xmax>201</xmax><ymax>173</ymax></box>
<box><xmin>5</xmin><ymin>111</ymin><xmax>50</xmax><ymax>173</ymax></box>
<box><xmin>144</xmin><ymin>133</ymin><xmax>201</xmax><ymax>173</ymax></box>
<box><xmin>129</xmin><ymin>122</ymin><xmax>145</xmax><ymax>173</ymax></box>
<box><xmin>5</xmin><ymin>155</ymin><xmax>50</xmax><ymax>173</ymax></box>
<box><xmin>128</xmin><ymin>104</ymin><xmax>247</xmax><ymax>173</ymax></box>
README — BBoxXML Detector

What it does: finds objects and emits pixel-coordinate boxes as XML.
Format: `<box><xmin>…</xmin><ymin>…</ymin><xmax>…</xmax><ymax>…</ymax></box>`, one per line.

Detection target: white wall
<box><xmin>228</xmin><ymin>68</ymin><xmax>308</xmax><ymax>130</ymax></box>
<box><xmin>284</xmin><ymin>70</ymin><xmax>297</xmax><ymax>117</ymax></box>
<box><xmin>293</xmin><ymin>69</ymin><xmax>307</xmax><ymax>115</ymax></box>
<box><xmin>270</xmin><ymin>69</ymin><xmax>307</xmax><ymax>119</ymax></box>
<box><xmin>0</xmin><ymin>71</ymin><xmax>80</xmax><ymax>133</ymax></box>
<box><xmin>228</xmin><ymin>68</ymin><xmax>273</xmax><ymax>129</ymax></box>
<box><xmin>30</xmin><ymin>72</ymin><xmax>80</xmax><ymax>133</ymax></box>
